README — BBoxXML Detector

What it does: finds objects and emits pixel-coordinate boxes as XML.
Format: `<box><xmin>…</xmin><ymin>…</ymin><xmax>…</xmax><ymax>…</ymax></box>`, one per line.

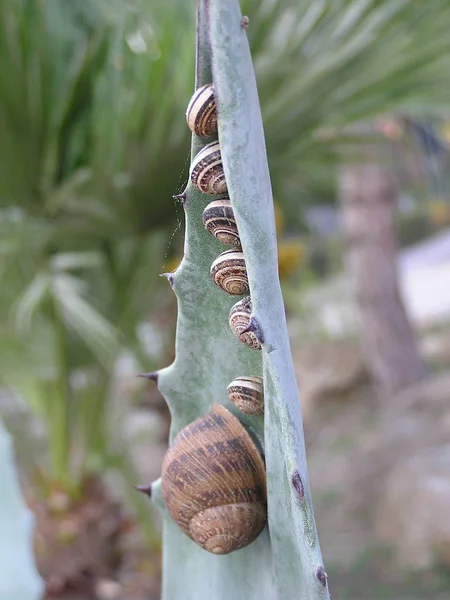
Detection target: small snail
<box><xmin>190</xmin><ymin>141</ymin><xmax>227</xmax><ymax>195</ymax></box>
<box><xmin>202</xmin><ymin>198</ymin><xmax>241</xmax><ymax>247</ymax></box>
<box><xmin>227</xmin><ymin>376</ymin><xmax>264</xmax><ymax>416</ymax></box>
<box><xmin>229</xmin><ymin>296</ymin><xmax>262</xmax><ymax>350</ymax></box>
<box><xmin>210</xmin><ymin>249</ymin><xmax>249</xmax><ymax>295</ymax></box>
<box><xmin>186</xmin><ymin>84</ymin><xmax>217</xmax><ymax>137</ymax></box>
<box><xmin>161</xmin><ymin>404</ymin><xmax>267</xmax><ymax>554</ymax></box>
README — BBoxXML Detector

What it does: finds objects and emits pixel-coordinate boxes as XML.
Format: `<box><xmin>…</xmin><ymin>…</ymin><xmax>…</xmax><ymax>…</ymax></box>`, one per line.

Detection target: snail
<box><xmin>161</xmin><ymin>404</ymin><xmax>267</xmax><ymax>554</ymax></box>
<box><xmin>202</xmin><ymin>198</ymin><xmax>241</xmax><ymax>247</ymax></box>
<box><xmin>229</xmin><ymin>296</ymin><xmax>262</xmax><ymax>350</ymax></box>
<box><xmin>186</xmin><ymin>84</ymin><xmax>217</xmax><ymax>137</ymax></box>
<box><xmin>190</xmin><ymin>141</ymin><xmax>227</xmax><ymax>195</ymax></box>
<box><xmin>227</xmin><ymin>376</ymin><xmax>264</xmax><ymax>416</ymax></box>
<box><xmin>210</xmin><ymin>249</ymin><xmax>249</xmax><ymax>295</ymax></box>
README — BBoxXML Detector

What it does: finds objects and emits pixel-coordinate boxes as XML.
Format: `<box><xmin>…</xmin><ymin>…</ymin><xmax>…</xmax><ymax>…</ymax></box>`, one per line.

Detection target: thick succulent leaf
<box><xmin>0</xmin><ymin>419</ymin><xmax>43</xmax><ymax>600</ymax></box>
<box><xmin>209</xmin><ymin>2</ymin><xmax>329</xmax><ymax>597</ymax></box>
<box><xmin>155</xmin><ymin>3</ymin><xmax>272</xmax><ymax>598</ymax></box>
<box><xmin>152</xmin><ymin>0</ymin><xmax>328</xmax><ymax>598</ymax></box>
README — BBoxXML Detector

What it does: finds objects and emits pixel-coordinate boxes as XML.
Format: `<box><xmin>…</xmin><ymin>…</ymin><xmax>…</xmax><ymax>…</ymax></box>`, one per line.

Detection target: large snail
<box><xmin>190</xmin><ymin>141</ymin><xmax>227</xmax><ymax>195</ymax></box>
<box><xmin>186</xmin><ymin>84</ymin><xmax>217</xmax><ymax>137</ymax></box>
<box><xmin>161</xmin><ymin>404</ymin><xmax>267</xmax><ymax>554</ymax></box>
<box><xmin>210</xmin><ymin>249</ymin><xmax>249</xmax><ymax>295</ymax></box>
<box><xmin>227</xmin><ymin>376</ymin><xmax>264</xmax><ymax>416</ymax></box>
<box><xmin>202</xmin><ymin>198</ymin><xmax>241</xmax><ymax>247</ymax></box>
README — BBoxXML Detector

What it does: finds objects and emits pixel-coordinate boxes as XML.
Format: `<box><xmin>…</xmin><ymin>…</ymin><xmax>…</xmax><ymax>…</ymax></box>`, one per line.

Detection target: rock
<box><xmin>420</xmin><ymin>332</ymin><xmax>450</xmax><ymax>367</ymax></box>
<box><xmin>293</xmin><ymin>340</ymin><xmax>369</xmax><ymax>422</ymax></box>
<box><xmin>375</xmin><ymin>445</ymin><xmax>450</xmax><ymax>569</ymax></box>
<box><xmin>95</xmin><ymin>578</ymin><xmax>123</xmax><ymax>599</ymax></box>
<box><xmin>380</xmin><ymin>372</ymin><xmax>450</xmax><ymax>461</ymax></box>
<box><xmin>366</xmin><ymin>373</ymin><xmax>450</xmax><ymax>569</ymax></box>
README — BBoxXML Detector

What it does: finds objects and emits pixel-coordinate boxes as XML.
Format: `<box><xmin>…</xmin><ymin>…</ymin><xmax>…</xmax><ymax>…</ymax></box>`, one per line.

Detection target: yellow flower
<box><xmin>274</xmin><ymin>203</ymin><xmax>285</xmax><ymax>237</ymax></box>
<box><xmin>439</xmin><ymin>122</ymin><xmax>450</xmax><ymax>144</ymax></box>
<box><xmin>426</xmin><ymin>200</ymin><xmax>450</xmax><ymax>228</ymax></box>
<box><xmin>277</xmin><ymin>239</ymin><xmax>305</xmax><ymax>279</ymax></box>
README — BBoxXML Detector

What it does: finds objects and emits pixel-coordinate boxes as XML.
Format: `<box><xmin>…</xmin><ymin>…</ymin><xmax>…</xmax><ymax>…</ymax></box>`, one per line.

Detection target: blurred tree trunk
<box><xmin>339</xmin><ymin>147</ymin><xmax>428</xmax><ymax>396</ymax></box>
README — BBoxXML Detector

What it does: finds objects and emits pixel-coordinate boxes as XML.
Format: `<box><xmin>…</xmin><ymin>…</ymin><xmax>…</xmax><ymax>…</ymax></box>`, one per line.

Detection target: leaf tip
<box><xmin>134</xmin><ymin>483</ymin><xmax>153</xmax><ymax>498</ymax></box>
<box><xmin>291</xmin><ymin>469</ymin><xmax>304</xmax><ymax>499</ymax></box>
<box><xmin>159</xmin><ymin>272</ymin><xmax>175</xmax><ymax>288</ymax></box>
<box><xmin>137</xmin><ymin>371</ymin><xmax>159</xmax><ymax>384</ymax></box>
<box><xmin>316</xmin><ymin>566</ymin><xmax>328</xmax><ymax>587</ymax></box>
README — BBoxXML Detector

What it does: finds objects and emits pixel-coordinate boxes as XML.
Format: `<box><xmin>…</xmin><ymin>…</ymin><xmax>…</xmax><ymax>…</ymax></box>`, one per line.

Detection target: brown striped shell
<box><xmin>227</xmin><ymin>376</ymin><xmax>264</xmax><ymax>416</ymax></box>
<box><xmin>229</xmin><ymin>296</ymin><xmax>262</xmax><ymax>350</ymax></box>
<box><xmin>186</xmin><ymin>84</ymin><xmax>217</xmax><ymax>137</ymax></box>
<box><xmin>161</xmin><ymin>404</ymin><xmax>267</xmax><ymax>554</ymax></box>
<box><xmin>190</xmin><ymin>141</ymin><xmax>227</xmax><ymax>195</ymax></box>
<box><xmin>210</xmin><ymin>249</ymin><xmax>249</xmax><ymax>296</ymax></box>
<box><xmin>202</xmin><ymin>198</ymin><xmax>241</xmax><ymax>247</ymax></box>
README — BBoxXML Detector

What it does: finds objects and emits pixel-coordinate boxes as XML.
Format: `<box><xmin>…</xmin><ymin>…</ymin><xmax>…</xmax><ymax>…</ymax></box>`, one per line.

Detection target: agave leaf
<box><xmin>150</xmin><ymin>0</ymin><xmax>328</xmax><ymax>598</ymax></box>
<box><xmin>0</xmin><ymin>419</ymin><xmax>43</xmax><ymax>600</ymax></box>
<box><xmin>209</xmin><ymin>0</ymin><xmax>328</xmax><ymax>595</ymax></box>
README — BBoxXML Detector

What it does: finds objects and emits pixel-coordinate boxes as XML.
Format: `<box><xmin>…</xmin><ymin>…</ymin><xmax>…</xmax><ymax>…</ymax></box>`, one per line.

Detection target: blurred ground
<box><xmin>297</xmin><ymin>345</ymin><xmax>450</xmax><ymax>600</ymax></box>
<box><xmin>3</xmin><ymin>229</ymin><xmax>450</xmax><ymax>600</ymax></box>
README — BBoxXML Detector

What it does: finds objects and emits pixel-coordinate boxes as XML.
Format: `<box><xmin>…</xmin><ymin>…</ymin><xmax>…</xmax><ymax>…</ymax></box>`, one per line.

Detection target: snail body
<box><xmin>161</xmin><ymin>404</ymin><xmax>267</xmax><ymax>554</ymax></box>
<box><xmin>190</xmin><ymin>141</ymin><xmax>227</xmax><ymax>195</ymax></box>
<box><xmin>227</xmin><ymin>376</ymin><xmax>264</xmax><ymax>415</ymax></box>
<box><xmin>229</xmin><ymin>296</ymin><xmax>262</xmax><ymax>350</ymax></box>
<box><xmin>186</xmin><ymin>84</ymin><xmax>218</xmax><ymax>137</ymax></box>
<box><xmin>202</xmin><ymin>198</ymin><xmax>241</xmax><ymax>247</ymax></box>
<box><xmin>210</xmin><ymin>249</ymin><xmax>249</xmax><ymax>295</ymax></box>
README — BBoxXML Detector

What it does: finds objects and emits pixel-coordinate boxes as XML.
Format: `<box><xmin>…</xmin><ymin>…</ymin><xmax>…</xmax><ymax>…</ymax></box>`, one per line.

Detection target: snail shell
<box><xmin>229</xmin><ymin>296</ymin><xmax>262</xmax><ymax>350</ymax></box>
<box><xmin>210</xmin><ymin>249</ymin><xmax>249</xmax><ymax>296</ymax></box>
<box><xmin>161</xmin><ymin>404</ymin><xmax>267</xmax><ymax>554</ymax></box>
<box><xmin>227</xmin><ymin>376</ymin><xmax>264</xmax><ymax>416</ymax></box>
<box><xmin>190</xmin><ymin>141</ymin><xmax>227</xmax><ymax>195</ymax></box>
<box><xmin>186</xmin><ymin>84</ymin><xmax>217</xmax><ymax>137</ymax></box>
<box><xmin>202</xmin><ymin>198</ymin><xmax>241</xmax><ymax>247</ymax></box>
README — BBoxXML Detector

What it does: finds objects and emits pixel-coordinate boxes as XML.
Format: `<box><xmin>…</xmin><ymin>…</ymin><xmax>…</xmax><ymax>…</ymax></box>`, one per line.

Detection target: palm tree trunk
<box><xmin>339</xmin><ymin>152</ymin><xmax>428</xmax><ymax>396</ymax></box>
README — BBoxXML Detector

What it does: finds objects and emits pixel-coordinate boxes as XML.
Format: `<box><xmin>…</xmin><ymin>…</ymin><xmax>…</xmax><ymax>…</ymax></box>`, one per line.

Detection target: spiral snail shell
<box><xmin>202</xmin><ymin>198</ymin><xmax>241</xmax><ymax>247</ymax></box>
<box><xmin>190</xmin><ymin>141</ymin><xmax>227</xmax><ymax>195</ymax></box>
<box><xmin>161</xmin><ymin>404</ymin><xmax>267</xmax><ymax>554</ymax></box>
<box><xmin>186</xmin><ymin>84</ymin><xmax>218</xmax><ymax>137</ymax></box>
<box><xmin>227</xmin><ymin>376</ymin><xmax>264</xmax><ymax>416</ymax></box>
<box><xmin>229</xmin><ymin>296</ymin><xmax>262</xmax><ymax>350</ymax></box>
<box><xmin>210</xmin><ymin>249</ymin><xmax>249</xmax><ymax>296</ymax></box>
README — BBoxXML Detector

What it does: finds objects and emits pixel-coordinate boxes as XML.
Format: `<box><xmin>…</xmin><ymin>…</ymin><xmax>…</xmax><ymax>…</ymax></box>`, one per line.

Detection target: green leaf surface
<box><xmin>209</xmin><ymin>2</ymin><xmax>329</xmax><ymax>597</ymax></box>
<box><xmin>152</xmin><ymin>0</ymin><xmax>329</xmax><ymax>598</ymax></box>
<box><xmin>156</xmin><ymin>1</ymin><xmax>272</xmax><ymax>597</ymax></box>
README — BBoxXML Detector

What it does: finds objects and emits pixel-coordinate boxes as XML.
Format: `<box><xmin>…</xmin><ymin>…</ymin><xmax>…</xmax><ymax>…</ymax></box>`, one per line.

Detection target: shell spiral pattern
<box><xmin>202</xmin><ymin>198</ymin><xmax>241</xmax><ymax>247</ymax></box>
<box><xmin>210</xmin><ymin>249</ymin><xmax>249</xmax><ymax>295</ymax></box>
<box><xmin>186</xmin><ymin>84</ymin><xmax>218</xmax><ymax>137</ymax></box>
<box><xmin>161</xmin><ymin>404</ymin><xmax>267</xmax><ymax>554</ymax></box>
<box><xmin>227</xmin><ymin>376</ymin><xmax>264</xmax><ymax>416</ymax></box>
<box><xmin>229</xmin><ymin>296</ymin><xmax>262</xmax><ymax>350</ymax></box>
<box><xmin>190</xmin><ymin>141</ymin><xmax>227</xmax><ymax>195</ymax></box>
